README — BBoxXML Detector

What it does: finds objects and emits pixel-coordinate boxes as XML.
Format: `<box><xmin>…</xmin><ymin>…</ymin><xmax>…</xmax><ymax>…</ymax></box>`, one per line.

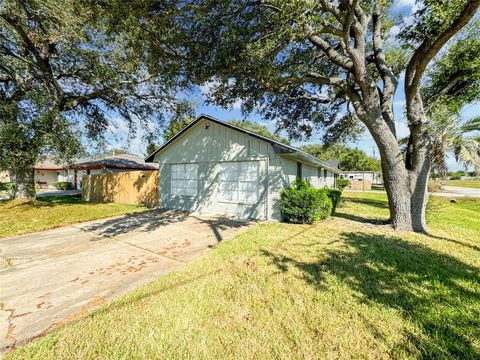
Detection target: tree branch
<box><xmin>405</xmin><ymin>0</ymin><xmax>480</xmax><ymax>106</ymax></box>
<box><xmin>304</xmin><ymin>24</ymin><xmax>353</xmax><ymax>70</ymax></box>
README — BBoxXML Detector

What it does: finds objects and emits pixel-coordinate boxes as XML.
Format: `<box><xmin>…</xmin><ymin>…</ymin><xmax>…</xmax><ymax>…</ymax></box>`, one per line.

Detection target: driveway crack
<box><xmin>0</xmin><ymin>303</ymin><xmax>31</xmax><ymax>351</ymax></box>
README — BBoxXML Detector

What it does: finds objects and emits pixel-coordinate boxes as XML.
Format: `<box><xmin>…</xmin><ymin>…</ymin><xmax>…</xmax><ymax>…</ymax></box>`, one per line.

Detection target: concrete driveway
<box><xmin>0</xmin><ymin>210</ymin><xmax>251</xmax><ymax>353</ymax></box>
<box><xmin>442</xmin><ymin>186</ymin><xmax>480</xmax><ymax>197</ymax></box>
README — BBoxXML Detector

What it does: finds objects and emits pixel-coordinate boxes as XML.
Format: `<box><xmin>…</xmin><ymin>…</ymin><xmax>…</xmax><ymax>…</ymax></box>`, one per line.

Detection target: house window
<box><xmin>218</xmin><ymin>161</ymin><xmax>259</xmax><ymax>203</ymax></box>
<box><xmin>324</xmin><ymin>169</ymin><xmax>328</xmax><ymax>181</ymax></box>
<box><xmin>318</xmin><ymin>167</ymin><xmax>322</xmax><ymax>178</ymax></box>
<box><xmin>297</xmin><ymin>162</ymin><xmax>302</xmax><ymax>179</ymax></box>
<box><xmin>171</xmin><ymin>163</ymin><xmax>198</xmax><ymax>196</ymax></box>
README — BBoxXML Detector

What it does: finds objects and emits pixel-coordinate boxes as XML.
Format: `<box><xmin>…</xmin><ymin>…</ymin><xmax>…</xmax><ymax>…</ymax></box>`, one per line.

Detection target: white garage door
<box><xmin>217</xmin><ymin>161</ymin><xmax>260</xmax><ymax>204</ymax></box>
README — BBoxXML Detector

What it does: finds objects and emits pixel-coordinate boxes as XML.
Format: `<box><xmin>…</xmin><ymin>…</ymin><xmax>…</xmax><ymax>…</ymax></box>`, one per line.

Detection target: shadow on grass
<box><xmin>261</xmin><ymin>231</ymin><xmax>480</xmax><ymax>358</ymax></box>
<box><xmin>342</xmin><ymin>196</ymin><xmax>389</xmax><ymax>209</ymax></box>
<box><xmin>0</xmin><ymin>195</ymin><xmax>84</xmax><ymax>208</ymax></box>
<box><xmin>333</xmin><ymin>212</ymin><xmax>390</xmax><ymax>225</ymax></box>
<box><xmin>36</xmin><ymin>194</ymin><xmax>83</xmax><ymax>205</ymax></box>
<box><xmin>426</xmin><ymin>233</ymin><xmax>480</xmax><ymax>252</ymax></box>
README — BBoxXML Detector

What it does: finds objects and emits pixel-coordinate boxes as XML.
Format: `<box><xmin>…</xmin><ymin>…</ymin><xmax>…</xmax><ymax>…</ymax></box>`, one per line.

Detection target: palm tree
<box><xmin>428</xmin><ymin>105</ymin><xmax>480</xmax><ymax>177</ymax></box>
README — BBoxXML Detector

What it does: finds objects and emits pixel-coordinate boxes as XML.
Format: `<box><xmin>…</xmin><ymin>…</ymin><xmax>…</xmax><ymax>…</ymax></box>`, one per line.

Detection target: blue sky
<box><xmin>104</xmin><ymin>0</ymin><xmax>478</xmax><ymax>171</ymax></box>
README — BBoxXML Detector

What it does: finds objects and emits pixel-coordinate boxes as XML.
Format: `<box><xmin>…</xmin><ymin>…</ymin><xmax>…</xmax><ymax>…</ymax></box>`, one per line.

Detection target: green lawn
<box><xmin>0</xmin><ymin>195</ymin><xmax>147</xmax><ymax>239</ymax></box>
<box><xmin>7</xmin><ymin>193</ymin><xmax>480</xmax><ymax>359</ymax></box>
<box><xmin>444</xmin><ymin>179</ymin><xmax>480</xmax><ymax>188</ymax></box>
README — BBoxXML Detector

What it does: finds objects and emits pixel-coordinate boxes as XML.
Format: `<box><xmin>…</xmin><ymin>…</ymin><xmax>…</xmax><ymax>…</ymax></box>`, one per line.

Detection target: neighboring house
<box><xmin>145</xmin><ymin>115</ymin><xmax>340</xmax><ymax>221</ymax></box>
<box><xmin>340</xmin><ymin>171</ymin><xmax>383</xmax><ymax>185</ymax></box>
<box><xmin>33</xmin><ymin>157</ymin><xmax>70</xmax><ymax>189</ymax></box>
<box><xmin>34</xmin><ymin>153</ymin><xmax>157</xmax><ymax>189</ymax></box>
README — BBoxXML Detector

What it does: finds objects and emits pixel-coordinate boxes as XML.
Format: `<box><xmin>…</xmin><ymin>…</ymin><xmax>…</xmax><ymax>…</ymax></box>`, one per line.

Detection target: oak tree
<box><xmin>0</xmin><ymin>0</ymin><xmax>186</xmax><ymax>198</ymax></box>
<box><xmin>175</xmin><ymin>0</ymin><xmax>480</xmax><ymax>232</ymax></box>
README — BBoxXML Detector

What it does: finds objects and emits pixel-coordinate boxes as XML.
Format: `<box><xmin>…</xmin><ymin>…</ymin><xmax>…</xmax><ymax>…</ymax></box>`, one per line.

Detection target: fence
<box><xmin>82</xmin><ymin>170</ymin><xmax>158</xmax><ymax>207</ymax></box>
<box><xmin>349</xmin><ymin>180</ymin><xmax>372</xmax><ymax>191</ymax></box>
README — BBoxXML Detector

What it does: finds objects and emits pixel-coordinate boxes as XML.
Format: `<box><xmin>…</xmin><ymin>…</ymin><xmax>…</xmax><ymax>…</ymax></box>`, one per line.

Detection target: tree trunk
<box><xmin>381</xmin><ymin>159</ymin><xmax>429</xmax><ymax>233</ymax></box>
<box><xmin>13</xmin><ymin>167</ymin><xmax>36</xmax><ymax>199</ymax></box>
<box><xmin>361</xmin><ymin>108</ymin><xmax>429</xmax><ymax>233</ymax></box>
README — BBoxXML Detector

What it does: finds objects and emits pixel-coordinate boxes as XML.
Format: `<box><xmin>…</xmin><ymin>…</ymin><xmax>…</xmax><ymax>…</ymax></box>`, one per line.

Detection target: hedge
<box><xmin>51</xmin><ymin>181</ymin><xmax>74</xmax><ymax>190</ymax></box>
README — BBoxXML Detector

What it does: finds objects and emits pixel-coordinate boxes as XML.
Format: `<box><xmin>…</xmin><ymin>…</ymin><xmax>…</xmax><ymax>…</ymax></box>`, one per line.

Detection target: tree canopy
<box><xmin>420</xmin><ymin>23</ymin><xmax>480</xmax><ymax>175</ymax></box>
<box><xmin>229</xmin><ymin>119</ymin><xmax>290</xmax><ymax>145</ymax></box>
<box><xmin>300</xmin><ymin>144</ymin><xmax>380</xmax><ymax>171</ymax></box>
<box><xmin>160</xmin><ymin>0</ymin><xmax>479</xmax><ymax>231</ymax></box>
<box><xmin>0</xmin><ymin>0</ymin><xmax>187</xmax><ymax>197</ymax></box>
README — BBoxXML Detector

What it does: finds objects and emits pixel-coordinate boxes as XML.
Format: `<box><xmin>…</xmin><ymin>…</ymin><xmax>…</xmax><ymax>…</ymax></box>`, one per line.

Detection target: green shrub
<box><xmin>52</xmin><ymin>181</ymin><xmax>74</xmax><ymax>190</ymax></box>
<box><xmin>0</xmin><ymin>182</ymin><xmax>14</xmax><ymax>191</ymax></box>
<box><xmin>449</xmin><ymin>175</ymin><xmax>461</xmax><ymax>180</ymax></box>
<box><xmin>336</xmin><ymin>178</ymin><xmax>350</xmax><ymax>191</ymax></box>
<box><xmin>280</xmin><ymin>178</ymin><xmax>332</xmax><ymax>224</ymax></box>
<box><xmin>327</xmin><ymin>188</ymin><xmax>342</xmax><ymax>214</ymax></box>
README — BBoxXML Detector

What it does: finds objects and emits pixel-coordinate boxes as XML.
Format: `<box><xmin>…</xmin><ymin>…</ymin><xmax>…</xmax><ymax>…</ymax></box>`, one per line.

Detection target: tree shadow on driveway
<box><xmin>79</xmin><ymin>209</ymin><xmax>251</xmax><ymax>243</ymax></box>
<box><xmin>79</xmin><ymin>209</ymin><xmax>190</xmax><ymax>238</ymax></box>
<box><xmin>260</xmin><ymin>231</ymin><xmax>480</xmax><ymax>358</ymax></box>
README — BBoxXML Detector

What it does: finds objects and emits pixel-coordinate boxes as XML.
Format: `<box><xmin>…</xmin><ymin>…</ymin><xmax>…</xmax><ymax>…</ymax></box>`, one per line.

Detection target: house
<box><xmin>339</xmin><ymin>171</ymin><xmax>383</xmax><ymax>185</ymax></box>
<box><xmin>33</xmin><ymin>153</ymin><xmax>157</xmax><ymax>189</ymax></box>
<box><xmin>33</xmin><ymin>157</ymin><xmax>71</xmax><ymax>189</ymax></box>
<box><xmin>145</xmin><ymin>115</ymin><xmax>340</xmax><ymax>221</ymax></box>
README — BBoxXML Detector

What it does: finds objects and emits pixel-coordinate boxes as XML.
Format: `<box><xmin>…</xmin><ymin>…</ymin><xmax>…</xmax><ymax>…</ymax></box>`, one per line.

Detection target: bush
<box><xmin>327</xmin><ymin>188</ymin><xmax>342</xmax><ymax>214</ymax></box>
<box><xmin>280</xmin><ymin>178</ymin><xmax>332</xmax><ymax>224</ymax></box>
<box><xmin>0</xmin><ymin>182</ymin><xmax>14</xmax><ymax>191</ymax></box>
<box><xmin>336</xmin><ymin>178</ymin><xmax>350</xmax><ymax>191</ymax></box>
<box><xmin>449</xmin><ymin>175</ymin><xmax>461</xmax><ymax>180</ymax></box>
<box><xmin>428</xmin><ymin>179</ymin><xmax>443</xmax><ymax>192</ymax></box>
<box><xmin>52</xmin><ymin>181</ymin><xmax>74</xmax><ymax>190</ymax></box>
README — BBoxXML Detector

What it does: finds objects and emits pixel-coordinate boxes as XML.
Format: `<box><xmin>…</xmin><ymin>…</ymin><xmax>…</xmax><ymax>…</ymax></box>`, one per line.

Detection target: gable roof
<box><xmin>145</xmin><ymin>114</ymin><xmax>340</xmax><ymax>173</ymax></box>
<box><xmin>325</xmin><ymin>160</ymin><xmax>340</xmax><ymax>169</ymax></box>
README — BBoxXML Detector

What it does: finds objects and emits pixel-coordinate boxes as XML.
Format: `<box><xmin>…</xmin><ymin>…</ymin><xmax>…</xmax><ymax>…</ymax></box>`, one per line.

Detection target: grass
<box><xmin>0</xmin><ymin>195</ymin><xmax>147</xmax><ymax>239</ymax></box>
<box><xmin>444</xmin><ymin>179</ymin><xmax>480</xmax><ymax>188</ymax></box>
<box><xmin>6</xmin><ymin>192</ymin><xmax>480</xmax><ymax>359</ymax></box>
